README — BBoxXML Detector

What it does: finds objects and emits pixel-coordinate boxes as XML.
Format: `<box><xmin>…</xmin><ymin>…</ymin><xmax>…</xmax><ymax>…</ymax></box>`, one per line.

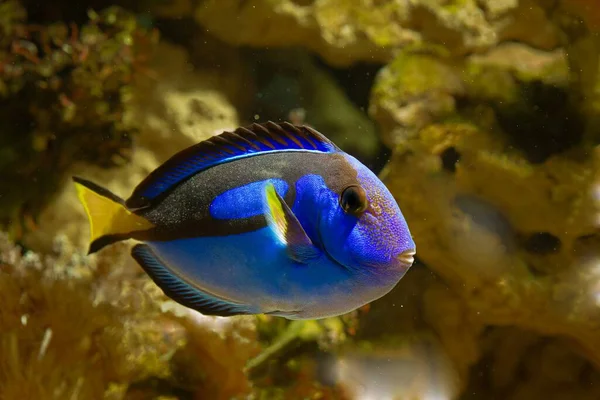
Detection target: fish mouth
<box><xmin>396</xmin><ymin>248</ymin><xmax>416</xmax><ymax>270</ymax></box>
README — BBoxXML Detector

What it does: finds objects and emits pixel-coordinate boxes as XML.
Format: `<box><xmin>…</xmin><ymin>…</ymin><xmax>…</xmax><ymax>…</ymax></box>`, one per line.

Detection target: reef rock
<box><xmin>368</xmin><ymin>48</ymin><xmax>466</xmax><ymax>148</ymax></box>
<box><xmin>370</xmin><ymin>43</ymin><xmax>570</xmax><ymax>149</ymax></box>
<box><xmin>192</xmin><ymin>0</ymin><xmax>561</xmax><ymax>66</ymax></box>
<box><xmin>371</xmin><ymin>42</ymin><xmax>600</xmax><ymax>393</ymax></box>
<box><xmin>23</xmin><ymin>42</ymin><xmax>239</xmax><ymax>252</ymax></box>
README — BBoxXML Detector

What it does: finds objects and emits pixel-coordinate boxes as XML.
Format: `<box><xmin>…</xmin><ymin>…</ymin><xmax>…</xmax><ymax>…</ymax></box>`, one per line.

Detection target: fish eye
<box><xmin>340</xmin><ymin>185</ymin><xmax>368</xmax><ymax>216</ymax></box>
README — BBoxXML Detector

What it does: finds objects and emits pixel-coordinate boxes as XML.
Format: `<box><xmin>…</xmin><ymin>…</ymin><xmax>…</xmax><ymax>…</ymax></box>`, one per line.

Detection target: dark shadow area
<box><xmin>461</xmin><ymin>327</ymin><xmax>600</xmax><ymax>400</ymax></box>
<box><xmin>493</xmin><ymin>81</ymin><xmax>585</xmax><ymax>164</ymax></box>
<box><xmin>153</xmin><ymin>17</ymin><xmax>198</xmax><ymax>48</ymax></box>
<box><xmin>20</xmin><ymin>0</ymin><xmax>152</xmax><ymax>25</ymax></box>
<box><xmin>312</xmin><ymin>56</ymin><xmax>384</xmax><ymax>113</ymax></box>
<box><xmin>440</xmin><ymin>146</ymin><xmax>461</xmax><ymax>173</ymax></box>
<box><xmin>522</xmin><ymin>232</ymin><xmax>562</xmax><ymax>255</ymax></box>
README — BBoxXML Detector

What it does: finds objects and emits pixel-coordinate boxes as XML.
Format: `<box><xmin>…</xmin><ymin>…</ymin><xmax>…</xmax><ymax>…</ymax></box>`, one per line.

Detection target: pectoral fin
<box><xmin>264</xmin><ymin>182</ymin><xmax>320</xmax><ymax>263</ymax></box>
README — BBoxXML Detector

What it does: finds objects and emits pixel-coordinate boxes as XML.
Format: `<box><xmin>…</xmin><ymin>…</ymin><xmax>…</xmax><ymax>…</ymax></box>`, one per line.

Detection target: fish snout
<box><xmin>396</xmin><ymin>248</ymin><xmax>416</xmax><ymax>270</ymax></box>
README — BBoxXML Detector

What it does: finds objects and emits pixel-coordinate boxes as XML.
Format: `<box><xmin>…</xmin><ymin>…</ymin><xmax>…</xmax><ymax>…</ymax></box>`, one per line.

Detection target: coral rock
<box><xmin>372</xmin><ymin>44</ymin><xmax>600</xmax><ymax>393</ymax></box>
<box><xmin>193</xmin><ymin>0</ymin><xmax>558</xmax><ymax>67</ymax></box>
<box><xmin>23</xmin><ymin>42</ymin><xmax>240</xmax><ymax>252</ymax></box>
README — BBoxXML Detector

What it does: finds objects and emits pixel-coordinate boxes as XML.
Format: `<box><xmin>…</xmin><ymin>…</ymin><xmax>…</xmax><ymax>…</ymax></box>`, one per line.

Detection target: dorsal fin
<box><xmin>126</xmin><ymin>121</ymin><xmax>339</xmax><ymax>209</ymax></box>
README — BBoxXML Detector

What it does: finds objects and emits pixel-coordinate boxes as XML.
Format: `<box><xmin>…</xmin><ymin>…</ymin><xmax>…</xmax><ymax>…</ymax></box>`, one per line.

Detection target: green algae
<box><xmin>372</xmin><ymin>51</ymin><xmax>460</xmax><ymax>101</ymax></box>
<box><xmin>316</xmin><ymin>0</ymin><xmax>412</xmax><ymax>48</ymax></box>
<box><xmin>368</xmin><ymin>49</ymin><xmax>465</xmax><ymax>145</ymax></box>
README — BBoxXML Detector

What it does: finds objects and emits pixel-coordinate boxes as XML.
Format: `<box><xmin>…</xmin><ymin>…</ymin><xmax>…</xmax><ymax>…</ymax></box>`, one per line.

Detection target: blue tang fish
<box><xmin>73</xmin><ymin>122</ymin><xmax>416</xmax><ymax>319</ymax></box>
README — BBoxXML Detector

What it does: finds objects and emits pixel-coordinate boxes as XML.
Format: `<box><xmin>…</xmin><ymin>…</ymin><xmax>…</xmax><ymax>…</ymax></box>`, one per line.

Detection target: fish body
<box><xmin>74</xmin><ymin>122</ymin><xmax>415</xmax><ymax>319</ymax></box>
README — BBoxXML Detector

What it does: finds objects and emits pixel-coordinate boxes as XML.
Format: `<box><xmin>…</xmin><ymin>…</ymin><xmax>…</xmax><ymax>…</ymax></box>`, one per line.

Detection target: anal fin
<box><xmin>131</xmin><ymin>244</ymin><xmax>256</xmax><ymax>317</ymax></box>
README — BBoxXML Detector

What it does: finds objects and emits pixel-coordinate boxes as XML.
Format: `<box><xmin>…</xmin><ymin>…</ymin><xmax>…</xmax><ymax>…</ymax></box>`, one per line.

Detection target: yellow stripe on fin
<box><xmin>265</xmin><ymin>182</ymin><xmax>288</xmax><ymax>245</ymax></box>
<box><xmin>73</xmin><ymin>177</ymin><xmax>154</xmax><ymax>253</ymax></box>
<box><xmin>263</xmin><ymin>181</ymin><xmax>320</xmax><ymax>263</ymax></box>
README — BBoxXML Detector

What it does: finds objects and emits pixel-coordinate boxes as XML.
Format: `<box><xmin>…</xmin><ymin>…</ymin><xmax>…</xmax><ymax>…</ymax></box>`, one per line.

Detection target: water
<box><xmin>1</xmin><ymin>0</ymin><xmax>600</xmax><ymax>399</ymax></box>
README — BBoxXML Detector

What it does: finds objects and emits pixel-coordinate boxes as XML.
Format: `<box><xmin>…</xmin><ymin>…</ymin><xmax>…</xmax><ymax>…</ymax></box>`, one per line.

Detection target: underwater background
<box><xmin>2</xmin><ymin>0</ymin><xmax>600</xmax><ymax>398</ymax></box>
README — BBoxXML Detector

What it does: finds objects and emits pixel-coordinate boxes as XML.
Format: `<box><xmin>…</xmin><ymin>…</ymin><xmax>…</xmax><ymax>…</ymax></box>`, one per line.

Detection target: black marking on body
<box><xmin>129</xmin><ymin>151</ymin><xmax>358</xmax><ymax>242</ymax></box>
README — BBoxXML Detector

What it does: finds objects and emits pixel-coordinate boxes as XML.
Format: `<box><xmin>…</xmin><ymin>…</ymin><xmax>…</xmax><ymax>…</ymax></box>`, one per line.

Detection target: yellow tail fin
<box><xmin>73</xmin><ymin>177</ymin><xmax>154</xmax><ymax>254</ymax></box>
